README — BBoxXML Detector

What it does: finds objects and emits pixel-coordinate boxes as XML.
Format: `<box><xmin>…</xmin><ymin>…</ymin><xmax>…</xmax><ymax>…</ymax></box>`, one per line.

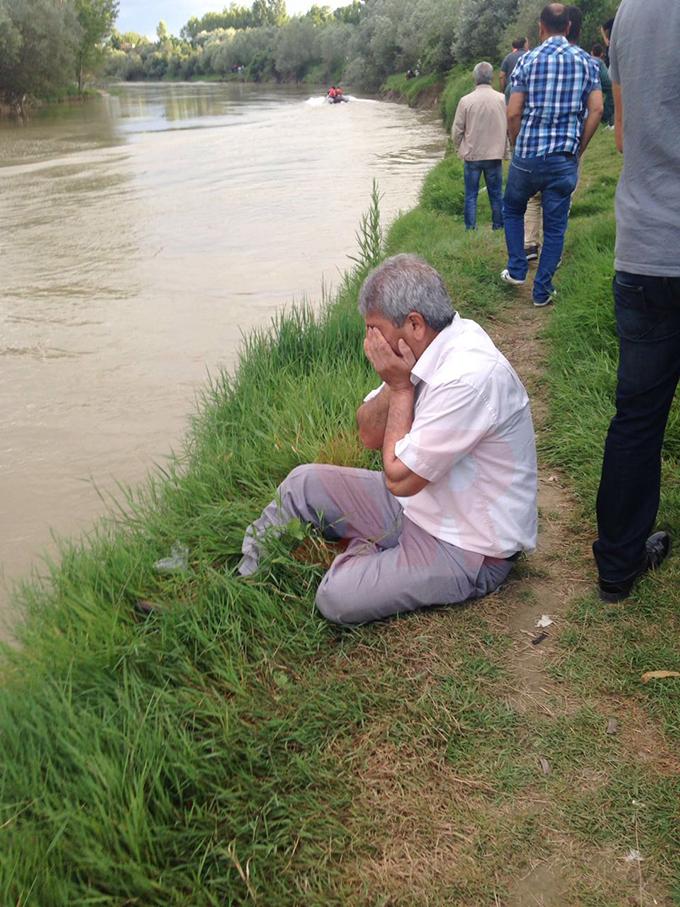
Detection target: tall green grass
<box><xmin>441</xmin><ymin>67</ymin><xmax>474</xmax><ymax>132</ymax></box>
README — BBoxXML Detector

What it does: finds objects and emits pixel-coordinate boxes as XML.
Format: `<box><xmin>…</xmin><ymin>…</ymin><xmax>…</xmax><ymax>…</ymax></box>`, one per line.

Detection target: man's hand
<box><xmin>364</xmin><ymin>327</ymin><xmax>416</xmax><ymax>390</ymax></box>
<box><xmin>506</xmin><ymin>91</ymin><xmax>525</xmax><ymax>145</ymax></box>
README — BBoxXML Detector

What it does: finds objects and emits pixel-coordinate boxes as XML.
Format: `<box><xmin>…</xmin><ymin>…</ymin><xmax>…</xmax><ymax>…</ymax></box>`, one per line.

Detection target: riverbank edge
<box><xmin>1</xmin><ymin>102</ymin><xmax>678</xmax><ymax>902</ymax></box>
<box><xmin>0</xmin><ymin>87</ymin><xmax>103</xmax><ymax>120</ymax></box>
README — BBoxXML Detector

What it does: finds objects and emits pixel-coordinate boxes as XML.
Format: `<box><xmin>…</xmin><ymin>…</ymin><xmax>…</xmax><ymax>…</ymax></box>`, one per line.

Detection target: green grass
<box><xmin>1</xmin><ymin>121</ymin><xmax>679</xmax><ymax>903</ymax></box>
<box><xmin>382</xmin><ymin>71</ymin><xmax>444</xmax><ymax>107</ymax></box>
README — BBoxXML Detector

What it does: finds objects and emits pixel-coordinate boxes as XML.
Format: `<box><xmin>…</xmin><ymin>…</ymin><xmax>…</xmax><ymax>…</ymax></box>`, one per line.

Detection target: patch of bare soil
<box><xmin>340</xmin><ymin>739</ymin><xmax>485</xmax><ymax>904</ymax></box>
<box><xmin>506</xmin><ymin>840</ymin><xmax>671</xmax><ymax>907</ymax></box>
<box><xmin>481</xmin><ymin>295</ymin><xmax>593</xmax><ymax>717</ymax></box>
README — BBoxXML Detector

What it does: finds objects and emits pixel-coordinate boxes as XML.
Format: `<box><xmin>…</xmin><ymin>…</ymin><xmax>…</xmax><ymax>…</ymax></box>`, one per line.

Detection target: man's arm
<box><xmin>579</xmin><ymin>89</ymin><xmax>604</xmax><ymax>156</ymax></box>
<box><xmin>381</xmin><ymin>386</ymin><xmax>429</xmax><ymax>498</ymax></box>
<box><xmin>356</xmin><ymin>386</ymin><xmax>390</xmax><ymax>450</ymax></box>
<box><xmin>506</xmin><ymin>91</ymin><xmax>525</xmax><ymax>144</ymax></box>
<box><xmin>499</xmin><ymin>69</ymin><xmax>507</xmax><ymax>93</ymax></box>
<box><xmin>612</xmin><ymin>81</ymin><xmax>623</xmax><ymax>153</ymax></box>
<box><xmin>452</xmin><ymin>99</ymin><xmax>466</xmax><ymax>152</ymax></box>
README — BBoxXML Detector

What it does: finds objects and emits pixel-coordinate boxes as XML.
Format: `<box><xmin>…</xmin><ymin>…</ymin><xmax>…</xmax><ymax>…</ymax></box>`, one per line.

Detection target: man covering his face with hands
<box><xmin>239</xmin><ymin>254</ymin><xmax>537</xmax><ymax>625</ymax></box>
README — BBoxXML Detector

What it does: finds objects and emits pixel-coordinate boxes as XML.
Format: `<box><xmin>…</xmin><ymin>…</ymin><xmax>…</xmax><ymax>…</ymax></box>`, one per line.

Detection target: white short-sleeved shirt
<box><xmin>365</xmin><ymin>315</ymin><xmax>537</xmax><ymax>557</ymax></box>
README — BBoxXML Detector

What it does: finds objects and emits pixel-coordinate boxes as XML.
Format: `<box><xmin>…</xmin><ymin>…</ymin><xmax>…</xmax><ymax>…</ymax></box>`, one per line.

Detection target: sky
<box><xmin>117</xmin><ymin>0</ymin><xmax>315</xmax><ymax>37</ymax></box>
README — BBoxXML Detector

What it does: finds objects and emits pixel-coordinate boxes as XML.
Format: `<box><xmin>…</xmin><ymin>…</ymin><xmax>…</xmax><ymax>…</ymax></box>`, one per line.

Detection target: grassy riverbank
<box><xmin>2</xmin><ymin>130</ymin><xmax>679</xmax><ymax>904</ymax></box>
<box><xmin>382</xmin><ymin>65</ymin><xmax>474</xmax><ymax>132</ymax></box>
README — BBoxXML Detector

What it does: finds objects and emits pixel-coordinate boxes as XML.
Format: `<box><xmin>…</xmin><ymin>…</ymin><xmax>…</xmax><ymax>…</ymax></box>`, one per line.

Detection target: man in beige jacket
<box><xmin>452</xmin><ymin>62</ymin><xmax>508</xmax><ymax>231</ymax></box>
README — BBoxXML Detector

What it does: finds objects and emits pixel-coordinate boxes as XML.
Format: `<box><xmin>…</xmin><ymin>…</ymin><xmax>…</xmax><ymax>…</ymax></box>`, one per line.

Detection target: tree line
<box><xmin>0</xmin><ymin>0</ymin><xmax>118</xmax><ymax>115</ymax></box>
<box><xmin>106</xmin><ymin>0</ymin><xmax>616</xmax><ymax>90</ymax></box>
<box><xmin>0</xmin><ymin>0</ymin><xmax>617</xmax><ymax>115</ymax></box>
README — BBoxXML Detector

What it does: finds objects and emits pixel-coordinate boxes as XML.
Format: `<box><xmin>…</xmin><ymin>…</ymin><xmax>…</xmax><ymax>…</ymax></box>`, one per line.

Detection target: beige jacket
<box><xmin>452</xmin><ymin>84</ymin><xmax>509</xmax><ymax>162</ymax></box>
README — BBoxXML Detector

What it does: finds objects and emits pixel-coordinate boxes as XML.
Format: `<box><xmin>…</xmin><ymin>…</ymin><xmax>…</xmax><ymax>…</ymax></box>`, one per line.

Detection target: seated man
<box><xmin>239</xmin><ymin>254</ymin><xmax>538</xmax><ymax>624</ymax></box>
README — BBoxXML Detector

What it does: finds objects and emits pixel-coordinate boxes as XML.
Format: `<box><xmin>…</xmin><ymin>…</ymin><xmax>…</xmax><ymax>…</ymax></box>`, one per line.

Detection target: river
<box><xmin>0</xmin><ymin>81</ymin><xmax>446</xmax><ymax>627</ymax></box>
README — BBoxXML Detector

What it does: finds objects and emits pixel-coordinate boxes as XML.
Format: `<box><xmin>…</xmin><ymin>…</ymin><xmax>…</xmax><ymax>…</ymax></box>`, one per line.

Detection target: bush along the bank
<box><xmin>0</xmin><ymin>0</ymin><xmax>118</xmax><ymax>115</ymax></box>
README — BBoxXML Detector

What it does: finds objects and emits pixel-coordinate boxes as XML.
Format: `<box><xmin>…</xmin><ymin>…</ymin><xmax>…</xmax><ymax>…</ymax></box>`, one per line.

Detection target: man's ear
<box><xmin>407</xmin><ymin>312</ymin><xmax>427</xmax><ymax>336</ymax></box>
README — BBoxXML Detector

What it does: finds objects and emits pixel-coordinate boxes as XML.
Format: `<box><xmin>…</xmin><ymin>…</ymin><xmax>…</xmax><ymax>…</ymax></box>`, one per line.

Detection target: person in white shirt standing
<box><xmin>452</xmin><ymin>62</ymin><xmax>509</xmax><ymax>231</ymax></box>
<box><xmin>239</xmin><ymin>255</ymin><xmax>538</xmax><ymax>625</ymax></box>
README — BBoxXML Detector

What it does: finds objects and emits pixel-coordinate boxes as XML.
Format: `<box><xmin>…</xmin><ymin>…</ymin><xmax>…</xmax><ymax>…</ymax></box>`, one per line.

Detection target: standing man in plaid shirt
<box><xmin>501</xmin><ymin>3</ymin><xmax>603</xmax><ymax>307</ymax></box>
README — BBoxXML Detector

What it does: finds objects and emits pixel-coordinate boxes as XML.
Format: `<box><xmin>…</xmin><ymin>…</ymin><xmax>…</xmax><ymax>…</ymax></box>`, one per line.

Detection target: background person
<box><xmin>593</xmin><ymin>0</ymin><xmax>677</xmax><ymax>602</ymax></box>
<box><xmin>565</xmin><ymin>4</ymin><xmax>582</xmax><ymax>45</ymax></box>
<box><xmin>591</xmin><ymin>43</ymin><xmax>614</xmax><ymax>126</ymax></box>
<box><xmin>452</xmin><ymin>62</ymin><xmax>508</xmax><ymax>232</ymax></box>
<box><xmin>501</xmin><ymin>3</ymin><xmax>603</xmax><ymax>306</ymax></box>
<box><xmin>239</xmin><ymin>255</ymin><xmax>537</xmax><ymax>625</ymax></box>
<box><xmin>500</xmin><ymin>37</ymin><xmax>528</xmax><ymax>101</ymax></box>
<box><xmin>600</xmin><ymin>16</ymin><xmax>615</xmax><ymax>65</ymax></box>
<box><xmin>523</xmin><ymin>4</ymin><xmax>584</xmax><ymax>263</ymax></box>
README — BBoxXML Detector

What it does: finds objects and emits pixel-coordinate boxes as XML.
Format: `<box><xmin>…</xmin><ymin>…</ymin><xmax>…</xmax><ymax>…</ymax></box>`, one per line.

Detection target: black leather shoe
<box><xmin>598</xmin><ymin>531</ymin><xmax>671</xmax><ymax>603</ymax></box>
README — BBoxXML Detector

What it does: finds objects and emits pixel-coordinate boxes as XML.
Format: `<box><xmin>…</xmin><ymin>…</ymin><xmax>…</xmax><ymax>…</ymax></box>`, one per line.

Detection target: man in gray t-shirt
<box><xmin>593</xmin><ymin>0</ymin><xmax>679</xmax><ymax>602</ymax></box>
<box><xmin>499</xmin><ymin>37</ymin><xmax>528</xmax><ymax>101</ymax></box>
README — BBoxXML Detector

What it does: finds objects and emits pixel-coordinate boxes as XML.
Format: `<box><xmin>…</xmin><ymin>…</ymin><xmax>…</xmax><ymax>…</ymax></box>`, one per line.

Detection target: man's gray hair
<box><xmin>473</xmin><ymin>61</ymin><xmax>493</xmax><ymax>85</ymax></box>
<box><xmin>358</xmin><ymin>254</ymin><xmax>456</xmax><ymax>331</ymax></box>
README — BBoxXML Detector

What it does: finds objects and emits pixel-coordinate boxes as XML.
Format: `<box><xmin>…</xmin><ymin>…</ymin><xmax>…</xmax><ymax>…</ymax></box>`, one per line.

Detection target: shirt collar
<box><xmin>543</xmin><ymin>35</ymin><xmax>569</xmax><ymax>47</ymax></box>
<box><xmin>411</xmin><ymin>314</ymin><xmax>461</xmax><ymax>385</ymax></box>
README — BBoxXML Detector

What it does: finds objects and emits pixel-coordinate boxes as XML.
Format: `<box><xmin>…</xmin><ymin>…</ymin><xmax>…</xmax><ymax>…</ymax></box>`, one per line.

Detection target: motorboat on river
<box><xmin>327</xmin><ymin>87</ymin><xmax>349</xmax><ymax>104</ymax></box>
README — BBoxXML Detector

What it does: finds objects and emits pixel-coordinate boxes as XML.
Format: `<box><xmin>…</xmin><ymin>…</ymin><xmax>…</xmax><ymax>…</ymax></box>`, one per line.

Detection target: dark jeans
<box><xmin>503</xmin><ymin>153</ymin><xmax>578</xmax><ymax>303</ymax></box>
<box><xmin>463</xmin><ymin>159</ymin><xmax>503</xmax><ymax>231</ymax></box>
<box><xmin>594</xmin><ymin>272</ymin><xmax>680</xmax><ymax>582</ymax></box>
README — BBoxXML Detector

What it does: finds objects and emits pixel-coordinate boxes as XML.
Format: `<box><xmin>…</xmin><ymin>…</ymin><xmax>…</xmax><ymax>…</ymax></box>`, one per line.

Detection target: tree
<box><xmin>334</xmin><ymin>1</ymin><xmax>364</xmax><ymax>24</ymax></box>
<box><xmin>318</xmin><ymin>21</ymin><xmax>352</xmax><ymax>79</ymax></box>
<box><xmin>453</xmin><ymin>0</ymin><xmax>519</xmax><ymax>63</ymax></box>
<box><xmin>74</xmin><ymin>0</ymin><xmax>119</xmax><ymax>92</ymax></box>
<box><xmin>305</xmin><ymin>4</ymin><xmax>333</xmax><ymax>26</ymax></box>
<box><xmin>180</xmin><ymin>4</ymin><xmax>254</xmax><ymax>42</ymax></box>
<box><xmin>400</xmin><ymin>0</ymin><xmax>461</xmax><ymax>72</ymax></box>
<box><xmin>274</xmin><ymin>18</ymin><xmax>318</xmax><ymax>81</ymax></box>
<box><xmin>0</xmin><ymin>0</ymin><xmax>80</xmax><ymax>115</ymax></box>
<box><xmin>252</xmin><ymin>0</ymin><xmax>288</xmax><ymax>27</ymax></box>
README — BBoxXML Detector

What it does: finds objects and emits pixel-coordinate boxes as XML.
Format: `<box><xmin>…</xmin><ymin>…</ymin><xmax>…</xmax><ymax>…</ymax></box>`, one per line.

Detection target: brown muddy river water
<box><xmin>0</xmin><ymin>82</ymin><xmax>446</xmax><ymax>626</ymax></box>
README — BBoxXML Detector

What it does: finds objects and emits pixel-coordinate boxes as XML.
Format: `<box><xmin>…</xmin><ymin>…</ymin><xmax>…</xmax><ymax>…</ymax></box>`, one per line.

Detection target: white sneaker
<box><xmin>500</xmin><ymin>268</ymin><xmax>526</xmax><ymax>286</ymax></box>
<box><xmin>533</xmin><ymin>290</ymin><xmax>557</xmax><ymax>308</ymax></box>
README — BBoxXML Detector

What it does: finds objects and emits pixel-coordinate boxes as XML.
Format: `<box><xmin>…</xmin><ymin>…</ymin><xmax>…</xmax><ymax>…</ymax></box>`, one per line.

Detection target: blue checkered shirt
<box><xmin>510</xmin><ymin>36</ymin><xmax>601</xmax><ymax>157</ymax></box>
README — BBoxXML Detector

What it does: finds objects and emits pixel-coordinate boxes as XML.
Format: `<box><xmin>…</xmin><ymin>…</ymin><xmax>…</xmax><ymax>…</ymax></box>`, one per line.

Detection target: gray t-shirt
<box><xmin>501</xmin><ymin>50</ymin><xmax>524</xmax><ymax>99</ymax></box>
<box><xmin>609</xmin><ymin>0</ymin><xmax>680</xmax><ymax>275</ymax></box>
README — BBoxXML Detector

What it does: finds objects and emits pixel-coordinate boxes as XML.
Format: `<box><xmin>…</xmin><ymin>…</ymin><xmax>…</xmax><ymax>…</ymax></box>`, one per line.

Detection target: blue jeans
<box><xmin>503</xmin><ymin>154</ymin><xmax>578</xmax><ymax>303</ymax></box>
<box><xmin>594</xmin><ymin>272</ymin><xmax>680</xmax><ymax>582</ymax></box>
<box><xmin>463</xmin><ymin>159</ymin><xmax>503</xmax><ymax>231</ymax></box>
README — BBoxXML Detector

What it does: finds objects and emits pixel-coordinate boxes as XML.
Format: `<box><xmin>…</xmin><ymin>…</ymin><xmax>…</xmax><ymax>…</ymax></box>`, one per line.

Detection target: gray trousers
<box><xmin>239</xmin><ymin>465</ymin><xmax>514</xmax><ymax>625</ymax></box>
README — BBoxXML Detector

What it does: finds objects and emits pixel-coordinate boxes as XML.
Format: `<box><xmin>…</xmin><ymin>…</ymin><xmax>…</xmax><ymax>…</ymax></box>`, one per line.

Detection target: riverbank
<box><xmin>382</xmin><ymin>66</ymin><xmax>489</xmax><ymax>133</ymax></box>
<box><xmin>0</xmin><ymin>87</ymin><xmax>100</xmax><ymax>120</ymax></box>
<box><xmin>1</xmin><ymin>128</ymin><xmax>678</xmax><ymax>904</ymax></box>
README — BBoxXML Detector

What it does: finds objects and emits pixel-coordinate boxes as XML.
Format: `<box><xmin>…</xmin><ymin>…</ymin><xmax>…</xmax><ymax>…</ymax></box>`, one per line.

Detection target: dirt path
<box><xmin>333</xmin><ymin>281</ymin><xmax>677</xmax><ymax>906</ymax></box>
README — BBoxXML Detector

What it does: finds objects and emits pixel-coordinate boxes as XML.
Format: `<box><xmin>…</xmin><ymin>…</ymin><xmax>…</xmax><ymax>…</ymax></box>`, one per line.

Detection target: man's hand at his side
<box><xmin>364</xmin><ymin>327</ymin><xmax>416</xmax><ymax>390</ymax></box>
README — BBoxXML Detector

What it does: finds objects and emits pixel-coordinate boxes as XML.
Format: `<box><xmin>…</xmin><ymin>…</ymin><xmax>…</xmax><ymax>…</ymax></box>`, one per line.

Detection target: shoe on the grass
<box><xmin>525</xmin><ymin>244</ymin><xmax>540</xmax><ymax>261</ymax></box>
<box><xmin>533</xmin><ymin>290</ymin><xmax>557</xmax><ymax>307</ymax></box>
<box><xmin>501</xmin><ymin>268</ymin><xmax>526</xmax><ymax>286</ymax></box>
<box><xmin>598</xmin><ymin>530</ymin><xmax>672</xmax><ymax>603</ymax></box>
